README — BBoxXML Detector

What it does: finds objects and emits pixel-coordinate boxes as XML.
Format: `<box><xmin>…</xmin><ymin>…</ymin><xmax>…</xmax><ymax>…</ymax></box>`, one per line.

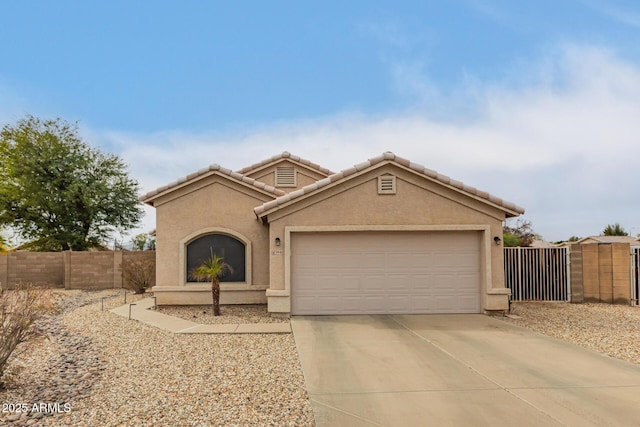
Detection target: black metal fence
<box><xmin>632</xmin><ymin>247</ymin><xmax>640</xmax><ymax>306</ymax></box>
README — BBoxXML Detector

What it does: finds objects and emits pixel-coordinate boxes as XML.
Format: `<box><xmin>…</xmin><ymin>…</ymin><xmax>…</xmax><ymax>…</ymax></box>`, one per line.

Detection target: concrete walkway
<box><xmin>110</xmin><ymin>297</ymin><xmax>291</xmax><ymax>334</ymax></box>
<box><xmin>292</xmin><ymin>314</ymin><xmax>640</xmax><ymax>427</ymax></box>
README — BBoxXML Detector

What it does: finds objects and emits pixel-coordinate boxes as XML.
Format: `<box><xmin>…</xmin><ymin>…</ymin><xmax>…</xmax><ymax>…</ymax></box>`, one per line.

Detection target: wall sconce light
<box><xmin>493</xmin><ymin>236</ymin><xmax>502</xmax><ymax>245</ymax></box>
<box><xmin>275</xmin><ymin>237</ymin><xmax>281</xmax><ymax>246</ymax></box>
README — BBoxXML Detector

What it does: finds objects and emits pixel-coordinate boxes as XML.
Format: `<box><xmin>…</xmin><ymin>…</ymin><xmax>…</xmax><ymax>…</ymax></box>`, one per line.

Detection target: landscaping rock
<box><xmin>0</xmin><ymin>290</ymin><xmax>314</xmax><ymax>426</ymax></box>
<box><xmin>503</xmin><ymin>301</ymin><xmax>640</xmax><ymax>365</ymax></box>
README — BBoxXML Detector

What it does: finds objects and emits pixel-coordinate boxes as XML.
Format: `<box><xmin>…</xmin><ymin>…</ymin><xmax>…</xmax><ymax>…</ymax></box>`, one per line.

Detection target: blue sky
<box><xmin>2</xmin><ymin>1</ymin><xmax>640</xmax><ymax>242</ymax></box>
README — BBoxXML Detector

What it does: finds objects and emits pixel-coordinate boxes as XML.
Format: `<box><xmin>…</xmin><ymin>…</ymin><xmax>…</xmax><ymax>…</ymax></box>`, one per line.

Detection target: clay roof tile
<box><xmin>368</xmin><ymin>154</ymin><xmax>385</xmax><ymax>164</ymax></box>
<box><xmin>139</xmin><ymin>162</ymin><xmax>285</xmax><ymax>204</ymax></box>
<box><xmin>253</xmin><ymin>151</ymin><xmax>525</xmax><ymax>217</ymax></box>
<box><xmin>236</xmin><ymin>151</ymin><xmax>333</xmax><ymax>175</ymax></box>
<box><xmin>354</xmin><ymin>161</ymin><xmax>371</xmax><ymax>171</ymax></box>
<box><xmin>395</xmin><ymin>156</ymin><xmax>411</xmax><ymax>167</ymax></box>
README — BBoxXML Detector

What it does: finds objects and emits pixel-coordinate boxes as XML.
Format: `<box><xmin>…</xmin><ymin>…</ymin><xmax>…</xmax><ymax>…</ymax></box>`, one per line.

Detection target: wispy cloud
<box><xmin>95</xmin><ymin>44</ymin><xmax>640</xmax><ymax>241</ymax></box>
<box><xmin>356</xmin><ymin>21</ymin><xmax>412</xmax><ymax>51</ymax></box>
<box><xmin>578</xmin><ymin>0</ymin><xmax>640</xmax><ymax>28</ymax></box>
<box><xmin>0</xmin><ymin>43</ymin><xmax>631</xmax><ymax>241</ymax></box>
<box><xmin>601</xmin><ymin>6</ymin><xmax>640</xmax><ymax>28</ymax></box>
<box><xmin>467</xmin><ymin>0</ymin><xmax>512</xmax><ymax>25</ymax></box>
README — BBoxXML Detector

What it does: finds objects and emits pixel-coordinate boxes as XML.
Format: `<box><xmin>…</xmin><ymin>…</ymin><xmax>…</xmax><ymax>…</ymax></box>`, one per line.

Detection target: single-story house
<box><xmin>574</xmin><ymin>236</ymin><xmax>640</xmax><ymax>246</ymax></box>
<box><xmin>529</xmin><ymin>239</ymin><xmax>558</xmax><ymax>248</ymax></box>
<box><xmin>140</xmin><ymin>152</ymin><xmax>524</xmax><ymax>315</ymax></box>
<box><xmin>557</xmin><ymin>236</ymin><xmax>640</xmax><ymax>247</ymax></box>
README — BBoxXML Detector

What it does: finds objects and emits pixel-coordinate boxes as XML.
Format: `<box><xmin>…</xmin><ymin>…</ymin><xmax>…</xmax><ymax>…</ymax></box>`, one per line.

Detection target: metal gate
<box><xmin>504</xmin><ymin>247</ymin><xmax>570</xmax><ymax>301</ymax></box>
<box><xmin>632</xmin><ymin>247</ymin><xmax>640</xmax><ymax>306</ymax></box>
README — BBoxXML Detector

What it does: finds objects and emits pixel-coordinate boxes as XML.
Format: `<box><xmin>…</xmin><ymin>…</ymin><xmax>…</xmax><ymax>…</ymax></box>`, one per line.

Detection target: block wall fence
<box><xmin>0</xmin><ymin>251</ymin><xmax>156</xmax><ymax>290</ymax></box>
<box><xmin>569</xmin><ymin>243</ymin><xmax>631</xmax><ymax>304</ymax></box>
<box><xmin>0</xmin><ymin>245</ymin><xmax>634</xmax><ymax>305</ymax></box>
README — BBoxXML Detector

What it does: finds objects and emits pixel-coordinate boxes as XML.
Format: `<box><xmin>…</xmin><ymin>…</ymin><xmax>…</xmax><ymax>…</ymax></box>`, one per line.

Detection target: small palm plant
<box><xmin>191</xmin><ymin>253</ymin><xmax>233</xmax><ymax>316</ymax></box>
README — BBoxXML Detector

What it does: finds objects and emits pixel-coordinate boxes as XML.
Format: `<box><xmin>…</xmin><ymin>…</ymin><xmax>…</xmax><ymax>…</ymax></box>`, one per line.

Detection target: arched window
<box><xmin>186</xmin><ymin>234</ymin><xmax>246</xmax><ymax>282</ymax></box>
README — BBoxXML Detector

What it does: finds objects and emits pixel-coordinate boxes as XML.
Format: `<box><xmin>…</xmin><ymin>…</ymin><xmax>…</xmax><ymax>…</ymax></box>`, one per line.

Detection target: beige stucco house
<box><xmin>140</xmin><ymin>152</ymin><xmax>524</xmax><ymax>315</ymax></box>
<box><xmin>573</xmin><ymin>236</ymin><xmax>640</xmax><ymax>246</ymax></box>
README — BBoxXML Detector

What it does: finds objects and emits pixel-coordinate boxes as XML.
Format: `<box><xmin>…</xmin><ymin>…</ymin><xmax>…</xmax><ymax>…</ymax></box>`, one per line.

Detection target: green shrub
<box><xmin>502</xmin><ymin>233</ymin><xmax>521</xmax><ymax>247</ymax></box>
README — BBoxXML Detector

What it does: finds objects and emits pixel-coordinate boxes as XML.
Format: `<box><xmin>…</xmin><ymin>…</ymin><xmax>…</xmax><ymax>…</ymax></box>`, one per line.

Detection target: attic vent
<box><xmin>276</xmin><ymin>167</ymin><xmax>296</xmax><ymax>187</ymax></box>
<box><xmin>378</xmin><ymin>175</ymin><xmax>396</xmax><ymax>194</ymax></box>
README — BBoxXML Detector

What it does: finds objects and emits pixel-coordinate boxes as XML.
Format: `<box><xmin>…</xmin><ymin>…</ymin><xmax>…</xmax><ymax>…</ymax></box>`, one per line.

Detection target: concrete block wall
<box><xmin>0</xmin><ymin>251</ymin><xmax>155</xmax><ymax>290</ymax></box>
<box><xmin>0</xmin><ymin>252</ymin><xmax>65</xmax><ymax>289</ymax></box>
<box><xmin>570</xmin><ymin>243</ymin><xmax>630</xmax><ymax>305</ymax></box>
<box><xmin>612</xmin><ymin>244</ymin><xmax>631</xmax><ymax>304</ymax></box>
<box><xmin>66</xmin><ymin>251</ymin><xmax>122</xmax><ymax>290</ymax></box>
<box><xmin>599</xmin><ymin>244</ymin><xmax>614</xmax><ymax>303</ymax></box>
<box><xmin>582</xmin><ymin>244</ymin><xmax>600</xmax><ymax>302</ymax></box>
<box><xmin>0</xmin><ymin>255</ymin><xmax>6</xmax><ymax>290</ymax></box>
<box><xmin>569</xmin><ymin>245</ymin><xmax>584</xmax><ymax>303</ymax></box>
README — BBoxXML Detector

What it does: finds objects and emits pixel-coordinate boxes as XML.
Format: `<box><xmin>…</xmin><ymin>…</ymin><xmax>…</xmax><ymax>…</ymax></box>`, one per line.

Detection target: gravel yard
<box><xmin>503</xmin><ymin>301</ymin><xmax>640</xmax><ymax>365</ymax></box>
<box><xmin>0</xmin><ymin>290</ymin><xmax>314</xmax><ymax>426</ymax></box>
<box><xmin>157</xmin><ymin>305</ymin><xmax>289</xmax><ymax>325</ymax></box>
<box><xmin>4</xmin><ymin>292</ymin><xmax>640</xmax><ymax>427</ymax></box>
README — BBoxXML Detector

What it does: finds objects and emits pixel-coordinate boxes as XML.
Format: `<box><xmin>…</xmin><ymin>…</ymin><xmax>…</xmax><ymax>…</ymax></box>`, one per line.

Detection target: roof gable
<box><xmin>575</xmin><ymin>235</ymin><xmax>640</xmax><ymax>245</ymax></box>
<box><xmin>140</xmin><ymin>164</ymin><xmax>286</xmax><ymax>206</ymax></box>
<box><xmin>236</xmin><ymin>151</ymin><xmax>333</xmax><ymax>177</ymax></box>
<box><xmin>254</xmin><ymin>152</ymin><xmax>525</xmax><ymax>219</ymax></box>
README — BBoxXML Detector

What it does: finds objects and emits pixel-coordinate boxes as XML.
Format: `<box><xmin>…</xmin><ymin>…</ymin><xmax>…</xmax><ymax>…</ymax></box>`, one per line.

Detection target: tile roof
<box><xmin>236</xmin><ymin>151</ymin><xmax>334</xmax><ymax>175</ymax></box>
<box><xmin>254</xmin><ymin>151</ymin><xmax>526</xmax><ymax>217</ymax></box>
<box><xmin>139</xmin><ymin>164</ymin><xmax>287</xmax><ymax>204</ymax></box>
<box><xmin>576</xmin><ymin>235</ymin><xmax>640</xmax><ymax>245</ymax></box>
<box><xmin>530</xmin><ymin>240</ymin><xmax>558</xmax><ymax>248</ymax></box>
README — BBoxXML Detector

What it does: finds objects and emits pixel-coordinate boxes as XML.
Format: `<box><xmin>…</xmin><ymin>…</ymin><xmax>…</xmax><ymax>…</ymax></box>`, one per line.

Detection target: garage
<box><xmin>291</xmin><ymin>231</ymin><xmax>482</xmax><ymax>315</ymax></box>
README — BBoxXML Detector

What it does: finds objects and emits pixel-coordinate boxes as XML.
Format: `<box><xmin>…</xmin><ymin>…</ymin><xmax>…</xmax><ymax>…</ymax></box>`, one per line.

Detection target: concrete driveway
<box><xmin>291</xmin><ymin>314</ymin><xmax>640</xmax><ymax>427</ymax></box>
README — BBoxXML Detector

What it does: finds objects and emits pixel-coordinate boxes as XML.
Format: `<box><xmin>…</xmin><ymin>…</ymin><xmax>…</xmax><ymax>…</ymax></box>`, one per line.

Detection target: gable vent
<box><xmin>378</xmin><ymin>175</ymin><xmax>396</xmax><ymax>194</ymax></box>
<box><xmin>276</xmin><ymin>166</ymin><xmax>296</xmax><ymax>187</ymax></box>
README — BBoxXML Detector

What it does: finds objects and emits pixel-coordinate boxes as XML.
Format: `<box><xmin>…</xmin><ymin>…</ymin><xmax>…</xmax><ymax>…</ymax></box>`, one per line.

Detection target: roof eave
<box><xmin>140</xmin><ymin>169</ymin><xmax>285</xmax><ymax>208</ymax></box>
<box><xmin>237</xmin><ymin>151</ymin><xmax>334</xmax><ymax>176</ymax></box>
<box><xmin>254</xmin><ymin>158</ymin><xmax>526</xmax><ymax>220</ymax></box>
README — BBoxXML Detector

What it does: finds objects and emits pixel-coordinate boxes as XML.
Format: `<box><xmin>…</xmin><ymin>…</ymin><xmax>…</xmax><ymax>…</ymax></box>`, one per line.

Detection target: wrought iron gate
<box><xmin>504</xmin><ymin>247</ymin><xmax>570</xmax><ymax>301</ymax></box>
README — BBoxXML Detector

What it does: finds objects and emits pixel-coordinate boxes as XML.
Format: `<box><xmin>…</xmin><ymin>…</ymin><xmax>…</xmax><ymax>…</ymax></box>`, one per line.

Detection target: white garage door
<box><xmin>291</xmin><ymin>231</ymin><xmax>481</xmax><ymax>315</ymax></box>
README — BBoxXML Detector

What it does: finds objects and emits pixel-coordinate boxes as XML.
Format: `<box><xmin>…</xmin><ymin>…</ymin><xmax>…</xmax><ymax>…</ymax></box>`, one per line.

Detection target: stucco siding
<box><xmin>244</xmin><ymin>160</ymin><xmax>329</xmax><ymax>190</ymax></box>
<box><xmin>154</xmin><ymin>177</ymin><xmax>271</xmax><ymax>288</ymax></box>
<box><xmin>265</xmin><ymin>165</ymin><xmax>507</xmax><ymax>311</ymax></box>
<box><xmin>147</xmin><ymin>155</ymin><xmax>518</xmax><ymax>311</ymax></box>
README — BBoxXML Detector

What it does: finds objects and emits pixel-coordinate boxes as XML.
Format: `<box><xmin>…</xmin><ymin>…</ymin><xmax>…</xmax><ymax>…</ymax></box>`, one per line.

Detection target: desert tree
<box><xmin>602</xmin><ymin>223</ymin><xmax>628</xmax><ymax>236</ymax></box>
<box><xmin>503</xmin><ymin>219</ymin><xmax>537</xmax><ymax>247</ymax></box>
<box><xmin>0</xmin><ymin>115</ymin><xmax>143</xmax><ymax>251</ymax></box>
<box><xmin>131</xmin><ymin>233</ymin><xmax>156</xmax><ymax>251</ymax></box>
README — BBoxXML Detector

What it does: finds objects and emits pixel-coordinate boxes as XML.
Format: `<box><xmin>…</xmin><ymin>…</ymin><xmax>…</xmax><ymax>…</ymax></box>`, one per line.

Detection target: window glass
<box><xmin>186</xmin><ymin>234</ymin><xmax>246</xmax><ymax>282</ymax></box>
